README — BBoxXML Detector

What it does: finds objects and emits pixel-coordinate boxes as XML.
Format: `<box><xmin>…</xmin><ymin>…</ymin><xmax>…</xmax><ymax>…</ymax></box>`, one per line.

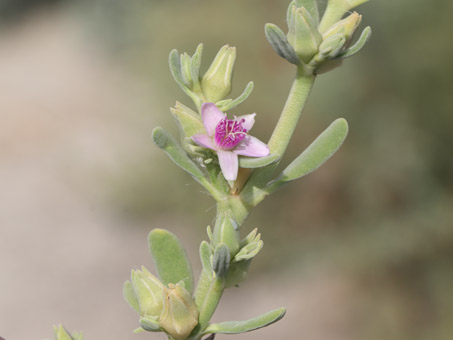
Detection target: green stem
<box><xmin>241</xmin><ymin>68</ymin><xmax>316</xmax><ymax>206</ymax></box>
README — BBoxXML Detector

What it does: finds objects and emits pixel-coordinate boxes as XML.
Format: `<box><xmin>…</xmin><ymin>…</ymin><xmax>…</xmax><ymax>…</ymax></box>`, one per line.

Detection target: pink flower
<box><xmin>192</xmin><ymin>103</ymin><xmax>269</xmax><ymax>181</ymax></box>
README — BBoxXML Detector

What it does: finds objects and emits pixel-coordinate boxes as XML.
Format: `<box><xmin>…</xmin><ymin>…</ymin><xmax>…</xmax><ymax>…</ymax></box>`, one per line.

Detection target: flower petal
<box><xmin>192</xmin><ymin>134</ymin><xmax>216</xmax><ymax>150</ymax></box>
<box><xmin>237</xmin><ymin>113</ymin><xmax>256</xmax><ymax>131</ymax></box>
<box><xmin>233</xmin><ymin>136</ymin><xmax>270</xmax><ymax>157</ymax></box>
<box><xmin>217</xmin><ymin>150</ymin><xmax>238</xmax><ymax>181</ymax></box>
<box><xmin>201</xmin><ymin>103</ymin><xmax>225</xmax><ymax>136</ymax></box>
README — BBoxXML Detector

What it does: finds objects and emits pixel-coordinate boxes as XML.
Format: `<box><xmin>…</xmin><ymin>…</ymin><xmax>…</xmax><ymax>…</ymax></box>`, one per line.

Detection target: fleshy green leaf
<box><xmin>203</xmin><ymin>308</ymin><xmax>286</xmax><ymax>334</ymax></box>
<box><xmin>152</xmin><ymin>127</ymin><xmax>206</xmax><ymax>185</ymax></box>
<box><xmin>191</xmin><ymin>43</ymin><xmax>203</xmax><ymax>90</ymax></box>
<box><xmin>123</xmin><ymin>279</ymin><xmax>139</xmax><ymax>313</ymax></box>
<box><xmin>200</xmin><ymin>240</ymin><xmax>213</xmax><ymax>273</ymax></box>
<box><xmin>264</xmin><ymin>23</ymin><xmax>300</xmax><ymax>65</ymax></box>
<box><xmin>217</xmin><ymin>81</ymin><xmax>255</xmax><ymax>112</ymax></box>
<box><xmin>148</xmin><ymin>228</ymin><xmax>194</xmax><ymax>293</ymax></box>
<box><xmin>269</xmin><ymin>118</ymin><xmax>348</xmax><ymax>188</ymax></box>
<box><xmin>338</xmin><ymin>26</ymin><xmax>372</xmax><ymax>59</ymax></box>
<box><xmin>239</xmin><ymin>154</ymin><xmax>280</xmax><ymax>169</ymax></box>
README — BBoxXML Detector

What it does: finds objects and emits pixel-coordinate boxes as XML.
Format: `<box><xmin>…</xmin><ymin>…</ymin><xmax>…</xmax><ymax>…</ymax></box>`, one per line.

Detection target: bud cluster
<box><xmin>169</xmin><ymin>44</ymin><xmax>254</xmax><ymax>112</ymax></box>
<box><xmin>265</xmin><ymin>0</ymin><xmax>371</xmax><ymax>74</ymax></box>
<box><xmin>123</xmin><ymin>267</ymin><xmax>199</xmax><ymax>340</ymax></box>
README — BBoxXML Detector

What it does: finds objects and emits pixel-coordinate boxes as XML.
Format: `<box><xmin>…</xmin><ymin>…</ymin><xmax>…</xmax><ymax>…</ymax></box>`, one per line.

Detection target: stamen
<box><xmin>214</xmin><ymin>117</ymin><xmax>248</xmax><ymax>150</ymax></box>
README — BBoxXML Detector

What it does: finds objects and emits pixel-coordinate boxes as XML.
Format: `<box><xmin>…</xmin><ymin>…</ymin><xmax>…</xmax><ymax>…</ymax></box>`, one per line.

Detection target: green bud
<box><xmin>225</xmin><ymin>228</ymin><xmax>263</xmax><ymax>288</ymax></box>
<box><xmin>159</xmin><ymin>283</ymin><xmax>199</xmax><ymax>340</ymax></box>
<box><xmin>322</xmin><ymin>12</ymin><xmax>362</xmax><ymax>43</ymax></box>
<box><xmin>201</xmin><ymin>45</ymin><xmax>236</xmax><ymax>103</ymax></box>
<box><xmin>131</xmin><ymin>266</ymin><xmax>165</xmax><ymax>317</ymax></box>
<box><xmin>287</xmin><ymin>5</ymin><xmax>322</xmax><ymax>63</ymax></box>
<box><xmin>316</xmin><ymin>33</ymin><xmax>346</xmax><ymax>61</ymax></box>
<box><xmin>213</xmin><ymin>214</ymin><xmax>240</xmax><ymax>257</ymax></box>
<box><xmin>319</xmin><ymin>0</ymin><xmax>369</xmax><ymax>33</ymax></box>
<box><xmin>53</xmin><ymin>325</ymin><xmax>82</xmax><ymax>340</ymax></box>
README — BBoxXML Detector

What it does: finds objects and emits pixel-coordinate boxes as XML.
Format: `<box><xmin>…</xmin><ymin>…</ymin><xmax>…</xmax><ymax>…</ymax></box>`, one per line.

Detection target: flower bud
<box><xmin>201</xmin><ymin>45</ymin><xmax>236</xmax><ymax>103</ymax></box>
<box><xmin>159</xmin><ymin>283</ymin><xmax>199</xmax><ymax>340</ymax></box>
<box><xmin>322</xmin><ymin>12</ymin><xmax>362</xmax><ymax>43</ymax></box>
<box><xmin>213</xmin><ymin>214</ymin><xmax>240</xmax><ymax>257</ymax></box>
<box><xmin>287</xmin><ymin>5</ymin><xmax>322</xmax><ymax>63</ymax></box>
<box><xmin>131</xmin><ymin>266</ymin><xmax>165</xmax><ymax>317</ymax></box>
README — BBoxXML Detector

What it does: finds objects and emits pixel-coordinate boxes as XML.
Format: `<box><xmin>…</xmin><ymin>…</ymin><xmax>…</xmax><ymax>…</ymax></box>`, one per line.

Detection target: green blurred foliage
<box><xmin>2</xmin><ymin>0</ymin><xmax>452</xmax><ymax>339</ymax></box>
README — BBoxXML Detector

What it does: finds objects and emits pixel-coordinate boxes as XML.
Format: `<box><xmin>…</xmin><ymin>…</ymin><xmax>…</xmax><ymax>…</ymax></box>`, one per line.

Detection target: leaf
<box><xmin>152</xmin><ymin>127</ymin><xmax>206</xmax><ymax>185</ymax></box>
<box><xmin>203</xmin><ymin>308</ymin><xmax>286</xmax><ymax>334</ymax></box>
<box><xmin>338</xmin><ymin>26</ymin><xmax>372</xmax><ymax>59</ymax></box>
<box><xmin>217</xmin><ymin>81</ymin><xmax>255</xmax><ymax>112</ymax></box>
<box><xmin>123</xmin><ymin>280</ymin><xmax>139</xmax><ymax>313</ymax></box>
<box><xmin>270</xmin><ymin>118</ymin><xmax>348</xmax><ymax>185</ymax></box>
<box><xmin>239</xmin><ymin>154</ymin><xmax>280</xmax><ymax>169</ymax></box>
<box><xmin>191</xmin><ymin>43</ymin><xmax>203</xmax><ymax>89</ymax></box>
<box><xmin>200</xmin><ymin>240</ymin><xmax>213</xmax><ymax>273</ymax></box>
<box><xmin>148</xmin><ymin>228</ymin><xmax>194</xmax><ymax>293</ymax></box>
<box><xmin>264</xmin><ymin>24</ymin><xmax>300</xmax><ymax>65</ymax></box>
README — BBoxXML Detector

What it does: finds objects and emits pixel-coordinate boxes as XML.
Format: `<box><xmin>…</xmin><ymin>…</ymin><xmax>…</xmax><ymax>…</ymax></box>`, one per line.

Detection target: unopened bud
<box><xmin>131</xmin><ymin>266</ymin><xmax>165</xmax><ymax>317</ymax></box>
<box><xmin>201</xmin><ymin>45</ymin><xmax>236</xmax><ymax>103</ymax></box>
<box><xmin>159</xmin><ymin>283</ymin><xmax>199</xmax><ymax>340</ymax></box>
<box><xmin>322</xmin><ymin>12</ymin><xmax>362</xmax><ymax>43</ymax></box>
<box><xmin>213</xmin><ymin>214</ymin><xmax>240</xmax><ymax>257</ymax></box>
<box><xmin>287</xmin><ymin>6</ymin><xmax>322</xmax><ymax>63</ymax></box>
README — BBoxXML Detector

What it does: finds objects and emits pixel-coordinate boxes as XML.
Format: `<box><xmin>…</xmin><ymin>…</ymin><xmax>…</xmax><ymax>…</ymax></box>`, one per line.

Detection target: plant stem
<box><xmin>241</xmin><ymin>67</ymin><xmax>316</xmax><ymax>207</ymax></box>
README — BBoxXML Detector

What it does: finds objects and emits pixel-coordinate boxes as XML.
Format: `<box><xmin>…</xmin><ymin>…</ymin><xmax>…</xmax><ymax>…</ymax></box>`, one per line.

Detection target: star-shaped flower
<box><xmin>192</xmin><ymin>103</ymin><xmax>269</xmax><ymax>181</ymax></box>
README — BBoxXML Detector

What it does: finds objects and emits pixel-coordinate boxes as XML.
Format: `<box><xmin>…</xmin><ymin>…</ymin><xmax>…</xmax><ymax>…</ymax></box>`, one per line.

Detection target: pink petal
<box><xmin>217</xmin><ymin>150</ymin><xmax>238</xmax><ymax>181</ymax></box>
<box><xmin>201</xmin><ymin>103</ymin><xmax>225</xmax><ymax>137</ymax></box>
<box><xmin>192</xmin><ymin>134</ymin><xmax>216</xmax><ymax>150</ymax></box>
<box><xmin>237</xmin><ymin>113</ymin><xmax>256</xmax><ymax>131</ymax></box>
<box><xmin>233</xmin><ymin>136</ymin><xmax>269</xmax><ymax>157</ymax></box>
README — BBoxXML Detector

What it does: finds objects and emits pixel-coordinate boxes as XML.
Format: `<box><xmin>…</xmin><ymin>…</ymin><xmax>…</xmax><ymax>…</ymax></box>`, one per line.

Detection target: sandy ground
<box><xmin>0</xmin><ymin>10</ymin><xmax>358</xmax><ymax>340</ymax></box>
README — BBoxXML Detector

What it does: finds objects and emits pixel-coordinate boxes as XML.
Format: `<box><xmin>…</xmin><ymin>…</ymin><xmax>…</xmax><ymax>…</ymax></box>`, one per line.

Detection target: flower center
<box><xmin>214</xmin><ymin>117</ymin><xmax>247</xmax><ymax>149</ymax></box>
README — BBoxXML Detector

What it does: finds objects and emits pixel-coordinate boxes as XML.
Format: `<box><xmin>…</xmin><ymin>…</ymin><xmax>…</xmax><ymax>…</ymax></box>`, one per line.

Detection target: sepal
<box><xmin>140</xmin><ymin>315</ymin><xmax>161</xmax><ymax>332</ymax></box>
<box><xmin>170</xmin><ymin>102</ymin><xmax>205</xmax><ymax>140</ymax></box>
<box><xmin>203</xmin><ymin>308</ymin><xmax>286</xmax><ymax>334</ymax></box>
<box><xmin>287</xmin><ymin>0</ymin><xmax>319</xmax><ymax>24</ymax></box>
<box><xmin>201</xmin><ymin>45</ymin><xmax>236</xmax><ymax>103</ymax></box>
<box><xmin>287</xmin><ymin>5</ymin><xmax>322</xmax><ymax>63</ymax></box>
<box><xmin>159</xmin><ymin>283</ymin><xmax>199</xmax><ymax>340</ymax></box>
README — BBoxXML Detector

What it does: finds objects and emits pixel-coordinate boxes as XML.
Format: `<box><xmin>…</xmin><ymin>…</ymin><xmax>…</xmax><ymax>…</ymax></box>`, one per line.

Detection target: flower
<box><xmin>192</xmin><ymin>103</ymin><xmax>269</xmax><ymax>181</ymax></box>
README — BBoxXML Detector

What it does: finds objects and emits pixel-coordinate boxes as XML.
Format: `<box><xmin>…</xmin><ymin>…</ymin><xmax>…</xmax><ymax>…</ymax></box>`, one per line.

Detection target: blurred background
<box><xmin>0</xmin><ymin>0</ymin><xmax>452</xmax><ymax>339</ymax></box>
